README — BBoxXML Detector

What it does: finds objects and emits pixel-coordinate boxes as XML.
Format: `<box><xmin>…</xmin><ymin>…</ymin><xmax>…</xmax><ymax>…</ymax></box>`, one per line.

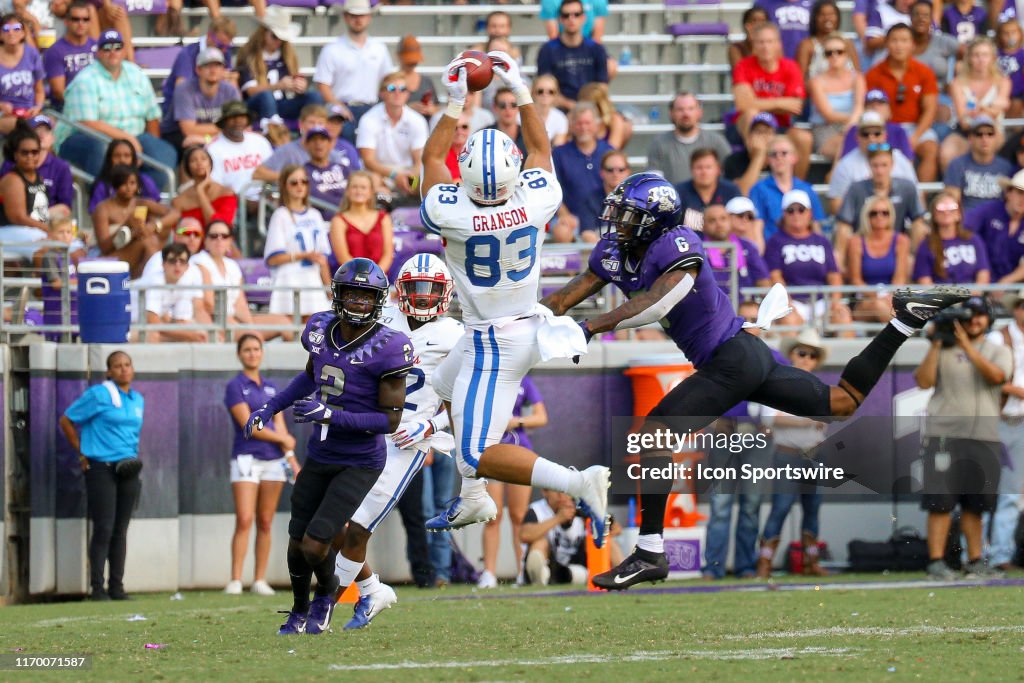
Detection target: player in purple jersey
<box><xmin>244</xmin><ymin>257</ymin><xmax>413</xmax><ymax>634</ymax></box>
<box><xmin>541</xmin><ymin>173</ymin><xmax>972</xmax><ymax>589</ymax></box>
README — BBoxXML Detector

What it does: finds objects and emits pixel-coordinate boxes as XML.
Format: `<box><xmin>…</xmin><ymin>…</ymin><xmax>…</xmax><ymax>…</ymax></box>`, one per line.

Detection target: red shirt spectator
<box><xmin>733</xmin><ymin>24</ymin><xmax>807</xmax><ymax>128</ymax></box>
<box><xmin>864</xmin><ymin>55</ymin><xmax>937</xmax><ymax>124</ymax></box>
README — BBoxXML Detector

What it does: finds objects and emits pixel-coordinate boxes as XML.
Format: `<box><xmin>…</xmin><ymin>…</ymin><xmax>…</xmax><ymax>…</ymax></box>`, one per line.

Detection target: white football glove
<box><xmin>488</xmin><ymin>50</ymin><xmax>525</xmax><ymax>91</ymax></box>
<box><xmin>444</xmin><ymin>58</ymin><xmax>469</xmax><ymax>108</ymax></box>
<box><xmin>391</xmin><ymin>419</ymin><xmax>436</xmax><ymax>450</ymax></box>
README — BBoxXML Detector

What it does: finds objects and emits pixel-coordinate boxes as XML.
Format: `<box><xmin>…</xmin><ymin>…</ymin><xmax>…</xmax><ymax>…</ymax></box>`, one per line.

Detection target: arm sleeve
<box><xmin>327</xmin><ymin>409</ymin><xmax>392</xmax><ymax>434</ymax></box>
<box><xmin>836</xmin><ymin>189</ymin><xmax>858</xmax><ymax>225</ymax></box>
<box><xmin>973</xmin><ymin>235</ymin><xmax>992</xmax><ymax>272</ymax></box>
<box><xmin>172</xmin><ymin>83</ymin><xmax>196</xmax><ymax>122</ymax></box>
<box><xmin>312</xmin><ymin>48</ymin><xmax>334</xmax><ymax>86</ymax></box>
<box><xmin>763</xmin><ymin>237</ymin><xmax>783</xmax><ymax>271</ymax></box>
<box><xmin>537</xmin><ymin>43</ymin><xmax>553</xmax><ymax>76</ymax></box>
<box><xmin>53</xmin><ymin>160</ymin><xmax>74</xmax><ymax>207</ymax></box>
<box><xmin>593</xmin><ymin>43</ymin><xmax>609</xmax><ymax>83</ymax></box>
<box><xmin>265</xmin><ymin>370</ymin><xmax>317</xmax><ymax>414</ymax></box>
<box><xmin>224</xmin><ymin>379</ymin><xmax>244</xmax><ymax>409</ymax></box>
<box><xmin>810</xmin><ymin>188</ymin><xmax>826</xmax><ymax>222</ymax></box>
<box><xmin>911</xmin><ymin>241</ymin><xmax>933</xmax><ymax>280</ymax></box>
<box><xmin>943</xmin><ymin>158</ymin><xmax>964</xmax><ymax>188</ymax></box>
<box><xmin>822</xmin><ymin>237</ymin><xmax>840</xmax><ymax>274</ymax></box>
<box><xmin>747</xmin><ymin>246</ymin><xmax>771</xmax><ymax>281</ymax></box>
<box><xmin>521</xmin><ymin>376</ymin><xmax>543</xmax><ymax>405</ymax></box>
<box><xmin>64</xmin><ymin>385</ymin><xmax>105</xmax><ymax>424</ymax></box>
<box><xmin>264</xmin><ymin>209</ymin><xmax>289</xmax><ymax>260</ymax></box>
<box><xmin>355</xmin><ymin>112</ymin><xmax>379</xmax><ymax>150</ymax></box>
<box><xmin>43</xmin><ymin>46</ymin><xmax>63</xmax><ymax>79</ymax></box>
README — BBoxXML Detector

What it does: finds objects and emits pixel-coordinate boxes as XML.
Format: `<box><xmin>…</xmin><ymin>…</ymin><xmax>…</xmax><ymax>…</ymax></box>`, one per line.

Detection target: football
<box><xmin>457</xmin><ymin>50</ymin><xmax>494</xmax><ymax>92</ymax></box>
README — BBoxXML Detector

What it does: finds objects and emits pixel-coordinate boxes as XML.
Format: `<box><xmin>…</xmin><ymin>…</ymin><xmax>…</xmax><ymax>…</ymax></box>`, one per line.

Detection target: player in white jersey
<box><xmin>330</xmin><ymin>254</ymin><xmax>462</xmax><ymax>630</ymax></box>
<box><xmin>418</xmin><ymin>51</ymin><xmax>611</xmax><ymax>547</ymax></box>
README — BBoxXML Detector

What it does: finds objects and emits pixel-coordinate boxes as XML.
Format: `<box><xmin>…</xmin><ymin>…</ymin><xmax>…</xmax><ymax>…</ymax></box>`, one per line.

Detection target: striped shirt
<box><xmin>55</xmin><ymin>60</ymin><xmax>162</xmax><ymax>147</ymax></box>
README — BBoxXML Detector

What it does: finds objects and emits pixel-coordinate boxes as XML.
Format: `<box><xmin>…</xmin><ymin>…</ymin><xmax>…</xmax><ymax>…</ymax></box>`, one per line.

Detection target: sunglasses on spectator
<box><xmin>206</xmin><ymin>232</ymin><xmax>231</xmax><ymax>240</ymax></box>
<box><xmin>934</xmin><ymin>202</ymin><xmax>959</xmax><ymax>212</ymax></box>
<box><xmin>866</xmin><ymin>143</ymin><xmax>892</xmax><ymax>152</ymax></box>
<box><xmin>561</xmin><ymin>11</ymin><xmax>583</xmax><ymax>18</ymax></box>
<box><xmin>971</xmin><ymin>129</ymin><xmax>996</xmax><ymax>138</ymax></box>
<box><xmin>602</xmin><ymin>166</ymin><xmax>628</xmax><ymax>173</ymax></box>
<box><xmin>535</xmin><ymin>88</ymin><xmax>556</xmax><ymax>95</ymax></box>
<box><xmin>288</xmin><ymin>177</ymin><xmax>309</xmax><ymax>186</ymax></box>
<box><xmin>859</xmin><ymin>129</ymin><xmax>884</xmax><ymax>138</ymax></box>
<box><xmin>100</xmin><ymin>43</ymin><xmax>123</xmax><ymax>51</ymax></box>
<box><xmin>795</xmin><ymin>349</ymin><xmax>820</xmax><ymax>359</ymax></box>
<box><xmin>495</xmin><ymin>102</ymin><xmax>517</xmax><ymax>109</ymax></box>
<box><xmin>2</xmin><ymin>22</ymin><xmax>22</xmax><ymax>32</ymax></box>
<box><xmin>869</xmin><ymin>209</ymin><xmax>891</xmax><ymax>218</ymax></box>
<box><xmin>784</xmin><ymin>205</ymin><xmax>808</xmax><ymax>214</ymax></box>
<box><xmin>768</xmin><ymin>149</ymin><xmax>792</xmax><ymax>158</ymax></box>
<box><xmin>165</xmin><ymin>257</ymin><xmax>189</xmax><ymax>266</ymax></box>
<box><xmin>68</xmin><ymin>15</ymin><xmax>90</xmax><ymax>23</ymax></box>
<box><xmin>385</xmin><ymin>84</ymin><xmax>408</xmax><ymax>93</ymax></box>
<box><xmin>735</xmin><ymin>212</ymin><xmax>756</xmax><ymax>220</ymax></box>
<box><xmin>825</xmin><ymin>48</ymin><xmax>845</xmax><ymax>57</ymax></box>
<box><xmin>177</xmin><ymin>229</ymin><xmax>202</xmax><ymax>238</ymax></box>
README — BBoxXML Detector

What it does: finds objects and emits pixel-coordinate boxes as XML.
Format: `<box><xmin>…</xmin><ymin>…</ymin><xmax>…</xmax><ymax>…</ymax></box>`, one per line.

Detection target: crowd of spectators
<box><xmin>7</xmin><ymin>0</ymin><xmax>1024</xmax><ymax>341</ymax></box>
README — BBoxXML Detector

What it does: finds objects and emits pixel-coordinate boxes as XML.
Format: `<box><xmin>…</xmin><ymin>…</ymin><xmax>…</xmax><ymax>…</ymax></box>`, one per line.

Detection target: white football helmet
<box><xmin>458</xmin><ymin>128</ymin><xmax>522</xmax><ymax>205</ymax></box>
<box><xmin>395</xmin><ymin>253</ymin><xmax>454</xmax><ymax>321</ymax></box>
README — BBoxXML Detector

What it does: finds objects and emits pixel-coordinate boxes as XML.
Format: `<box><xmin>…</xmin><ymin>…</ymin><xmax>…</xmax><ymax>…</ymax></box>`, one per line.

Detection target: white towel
<box><xmin>102</xmin><ymin>380</ymin><xmax>122</xmax><ymax>408</ymax></box>
<box><xmin>741</xmin><ymin>283</ymin><xmax>793</xmax><ymax>331</ymax></box>
<box><xmin>423</xmin><ymin>431</ymin><xmax>455</xmax><ymax>454</ymax></box>
<box><xmin>535</xmin><ymin>304</ymin><xmax>589</xmax><ymax>362</ymax></box>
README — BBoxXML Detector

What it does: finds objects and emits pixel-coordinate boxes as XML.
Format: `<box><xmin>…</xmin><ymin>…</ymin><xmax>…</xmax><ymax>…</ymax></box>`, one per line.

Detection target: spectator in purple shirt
<box><xmin>88</xmin><ymin>139</ymin><xmax>162</xmax><ymax>214</ymax></box>
<box><xmin>161</xmin><ymin>47</ymin><xmax>241</xmax><ymax>153</ymax></box>
<box><xmin>0</xmin><ymin>14</ymin><xmax>43</xmax><ymax>135</ymax></box>
<box><xmin>754</xmin><ymin>0</ymin><xmax>813</xmax><ymax>60</ymax></box>
<box><xmin>303</xmin><ymin>125</ymin><xmax>358</xmax><ymax>220</ymax></box>
<box><xmin>43</xmin><ymin>0</ymin><xmax>95</xmax><ymax>109</ymax></box>
<box><xmin>223</xmin><ymin>333</ymin><xmax>298</xmax><ymax>597</ymax></box>
<box><xmin>963</xmin><ymin>169</ymin><xmax>1024</xmax><ymax>283</ymax></box>
<box><xmin>0</xmin><ymin>115</ymin><xmax>72</xmax><ymax>215</ymax></box>
<box><xmin>942</xmin><ymin>0</ymin><xmax>987</xmax><ymax>44</ymax></box>
<box><xmin>913</xmin><ymin>191</ymin><xmax>992</xmax><ymax>285</ymax></box>
<box><xmin>702</xmin><ymin>203</ymin><xmax>771</xmax><ymax>297</ymax></box>
<box><xmin>840</xmin><ymin>89</ymin><xmax>915</xmax><ymax>159</ymax></box>
<box><xmin>996</xmin><ymin>19</ymin><xmax>1024</xmax><ymax>118</ymax></box>
<box><xmin>765</xmin><ymin>189</ymin><xmax>853</xmax><ymax>332</ymax></box>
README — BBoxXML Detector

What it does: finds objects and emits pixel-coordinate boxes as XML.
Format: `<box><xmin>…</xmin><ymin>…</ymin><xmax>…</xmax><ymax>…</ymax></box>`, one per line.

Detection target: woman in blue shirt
<box><xmin>59</xmin><ymin>351</ymin><xmax>144</xmax><ymax>601</ymax></box>
<box><xmin>223</xmin><ymin>334</ymin><xmax>298</xmax><ymax>596</ymax></box>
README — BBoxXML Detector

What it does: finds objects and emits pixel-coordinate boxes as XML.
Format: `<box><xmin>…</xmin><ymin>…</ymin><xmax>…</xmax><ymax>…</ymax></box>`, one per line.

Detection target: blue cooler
<box><xmin>77</xmin><ymin>260</ymin><xmax>131</xmax><ymax>343</ymax></box>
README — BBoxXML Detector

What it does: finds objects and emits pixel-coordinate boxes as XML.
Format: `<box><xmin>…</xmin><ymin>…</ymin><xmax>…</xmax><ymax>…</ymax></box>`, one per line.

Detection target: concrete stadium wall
<box><xmin>18</xmin><ymin>338</ymin><xmax>933</xmax><ymax>594</ymax></box>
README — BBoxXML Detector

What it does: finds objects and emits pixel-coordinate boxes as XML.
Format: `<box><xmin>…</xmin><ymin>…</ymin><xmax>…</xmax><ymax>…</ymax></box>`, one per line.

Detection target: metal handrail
<box><xmin>46</xmin><ymin>108</ymin><xmax>178</xmax><ymax>197</ymax></box>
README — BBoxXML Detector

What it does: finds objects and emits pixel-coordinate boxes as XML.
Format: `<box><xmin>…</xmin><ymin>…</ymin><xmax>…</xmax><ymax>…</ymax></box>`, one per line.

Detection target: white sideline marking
<box><xmin>33</xmin><ymin>605</ymin><xmax>262</xmax><ymax>627</ymax></box>
<box><xmin>331</xmin><ymin>647</ymin><xmax>857</xmax><ymax>671</ymax></box>
<box><xmin>726</xmin><ymin>624</ymin><xmax>1024</xmax><ymax>641</ymax></box>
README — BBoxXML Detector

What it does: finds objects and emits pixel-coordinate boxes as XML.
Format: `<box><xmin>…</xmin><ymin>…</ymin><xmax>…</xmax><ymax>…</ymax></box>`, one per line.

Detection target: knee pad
<box><xmin>456</xmin><ymin>449</ymin><xmax>480</xmax><ymax>479</ymax></box>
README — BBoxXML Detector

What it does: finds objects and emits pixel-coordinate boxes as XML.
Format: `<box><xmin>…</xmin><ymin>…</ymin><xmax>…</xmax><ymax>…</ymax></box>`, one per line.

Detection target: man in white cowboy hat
<box><xmin>314</xmin><ymin>0</ymin><xmax>393</xmax><ymax>143</ymax></box>
<box><xmin>239</xmin><ymin>6</ymin><xmax>324</xmax><ymax>123</ymax></box>
<box><xmin>756</xmin><ymin>328</ymin><xmax>831</xmax><ymax>578</ymax></box>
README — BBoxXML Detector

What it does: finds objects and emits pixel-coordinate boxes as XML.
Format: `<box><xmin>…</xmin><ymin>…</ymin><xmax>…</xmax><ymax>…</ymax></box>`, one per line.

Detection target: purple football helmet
<box><xmin>331</xmin><ymin>258</ymin><xmax>389</xmax><ymax>325</ymax></box>
<box><xmin>599</xmin><ymin>172</ymin><xmax>682</xmax><ymax>254</ymax></box>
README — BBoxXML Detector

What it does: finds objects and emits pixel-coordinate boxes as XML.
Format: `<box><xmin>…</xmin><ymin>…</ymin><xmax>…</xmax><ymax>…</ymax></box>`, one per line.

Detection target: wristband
<box><xmin>513</xmin><ymin>87</ymin><xmax>533</xmax><ymax>108</ymax></box>
<box><xmin>445</xmin><ymin>98</ymin><xmax>465</xmax><ymax>120</ymax></box>
<box><xmin>284</xmin><ymin>450</ymin><xmax>296</xmax><ymax>460</ymax></box>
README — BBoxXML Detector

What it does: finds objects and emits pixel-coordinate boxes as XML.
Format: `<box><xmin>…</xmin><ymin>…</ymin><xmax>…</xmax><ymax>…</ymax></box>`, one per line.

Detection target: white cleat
<box><xmin>577</xmin><ymin>465</ymin><xmax>611</xmax><ymax>548</ymax></box>
<box><xmin>343</xmin><ymin>583</ymin><xmax>398</xmax><ymax>630</ymax></box>
<box><xmin>250</xmin><ymin>580</ymin><xmax>276</xmax><ymax>596</ymax></box>
<box><xmin>223</xmin><ymin>579</ymin><xmax>243</xmax><ymax>595</ymax></box>
<box><xmin>425</xmin><ymin>493</ymin><xmax>498</xmax><ymax>531</ymax></box>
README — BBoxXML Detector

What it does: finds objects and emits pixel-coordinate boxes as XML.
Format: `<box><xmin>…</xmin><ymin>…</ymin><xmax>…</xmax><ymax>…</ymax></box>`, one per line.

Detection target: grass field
<box><xmin>3</xmin><ymin>574</ymin><xmax>1024</xmax><ymax>682</ymax></box>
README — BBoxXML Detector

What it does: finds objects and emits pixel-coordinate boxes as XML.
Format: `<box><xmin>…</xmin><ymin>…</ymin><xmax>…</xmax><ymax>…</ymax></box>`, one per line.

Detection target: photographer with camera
<box><xmin>914</xmin><ymin>297</ymin><xmax>1011</xmax><ymax>580</ymax></box>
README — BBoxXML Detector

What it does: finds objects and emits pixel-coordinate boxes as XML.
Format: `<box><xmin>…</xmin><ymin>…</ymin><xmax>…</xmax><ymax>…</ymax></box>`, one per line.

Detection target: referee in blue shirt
<box><xmin>59</xmin><ymin>351</ymin><xmax>145</xmax><ymax>601</ymax></box>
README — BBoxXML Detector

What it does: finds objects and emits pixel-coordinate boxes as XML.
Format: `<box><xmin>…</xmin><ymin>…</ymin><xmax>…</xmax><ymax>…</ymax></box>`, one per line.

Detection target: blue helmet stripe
<box><xmin>483</xmin><ymin>129</ymin><xmax>495</xmax><ymax>200</ymax></box>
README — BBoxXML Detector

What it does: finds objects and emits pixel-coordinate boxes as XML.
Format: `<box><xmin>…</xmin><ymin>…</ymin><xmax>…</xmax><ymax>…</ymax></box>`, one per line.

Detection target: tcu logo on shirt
<box><xmin>775</xmin><ymin>5</ymin><xmax>809</xmax><ymax>25</ymax></box>
<box><xmin>944</xmin><ymin>244</ymin><xmax>977</xmax><ymax>266</ymax></box>
<box><xmin>0</xmin><ymin>70</ymin><xmax>31</xmax><ymax>89</ymax></box>
<box><xmin>781</xmin><ymin>244</ymin><xmax>827</xmax><ymax>265</ymax></box>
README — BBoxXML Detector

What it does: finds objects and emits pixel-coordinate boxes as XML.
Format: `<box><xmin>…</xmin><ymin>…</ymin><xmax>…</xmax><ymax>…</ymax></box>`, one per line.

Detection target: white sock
<box><xmin>890</xmin><ymin>319</ymin><xmax>915</xmax><ymax>337</ymax></box>
<box><xmin>356</xmin><ymin>573</ymin><xmax>381</xmax><ymax>597</ymax></box>
<box><xmin>460</xmin><ymin>477</ymin><xmax>488</xmax><ymax>498</ymax></box>
<box><xmin>334</xmin><ymin>554</ymin><xmax>364</xmax><ymax>590</ymax></box>
<box><xmin>637</xmin><ymin>533</ymin><xmax>664</xmax><ymax>554</ymax></box>
<box><xmin>531</xmin><ymin>458</ymin><xmax>585</xmax><ymax>496</ymax></box>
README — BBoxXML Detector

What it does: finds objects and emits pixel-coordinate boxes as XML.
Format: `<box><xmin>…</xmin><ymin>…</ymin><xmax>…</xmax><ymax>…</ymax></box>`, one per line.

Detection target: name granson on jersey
<box><xmin>472</xmin><ymin>207</ymin><xmax>529</xmax><ymax>232</ymax></box>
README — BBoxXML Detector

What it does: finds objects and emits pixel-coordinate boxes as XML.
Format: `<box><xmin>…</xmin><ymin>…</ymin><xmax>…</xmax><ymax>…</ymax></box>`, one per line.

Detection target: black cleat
<box><xmin>591</xmin><ymin>548</ymin><xmax>669</xmax><ymax>590</ymax></box>
<box><xmin>892</xmin><ymin>286</ymin><xmax>971</xmax><ymax>329</ymax></box>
